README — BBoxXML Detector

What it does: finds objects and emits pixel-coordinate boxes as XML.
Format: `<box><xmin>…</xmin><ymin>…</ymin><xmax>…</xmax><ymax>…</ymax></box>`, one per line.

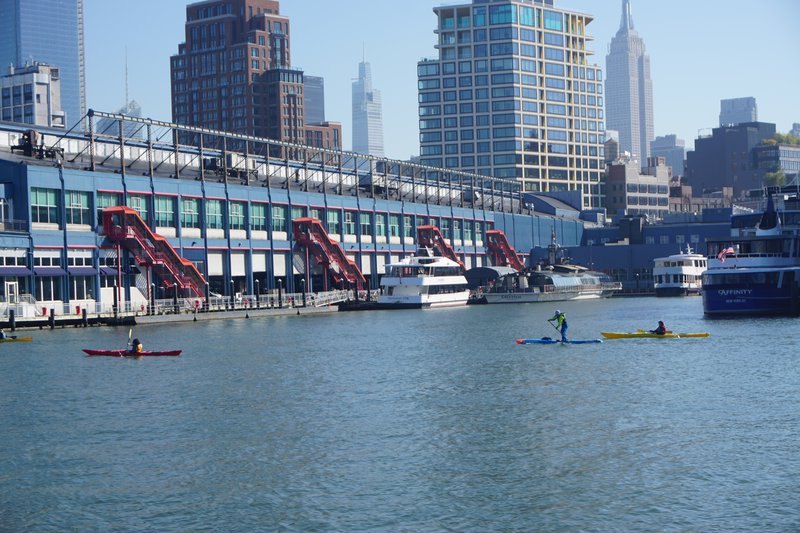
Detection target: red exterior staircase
<box><xmin>416</xmin><ymin>225</ymin><xmax>465</xmax><ymax>272</ymax></box>
<box><xmin>292</xmin><ymin>217</ymin><xmax>366</xmax><ymax>290</ymax></box>
<box><xmin>486</xmin><ymin>229</ymin><xmax>525</xmax><ymax>271</ymax></box>
<box><xmin>102</xmin><ymin>206</ymin><xmax>206</xmax><ymax>298</ymax></box>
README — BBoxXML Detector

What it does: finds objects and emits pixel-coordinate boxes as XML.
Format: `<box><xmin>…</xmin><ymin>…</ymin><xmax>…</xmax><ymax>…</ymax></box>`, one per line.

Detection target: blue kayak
<box><xmin>516</xmin><ymin>338</ymin><xmax>603</xmax><ymax>345</ymax></box>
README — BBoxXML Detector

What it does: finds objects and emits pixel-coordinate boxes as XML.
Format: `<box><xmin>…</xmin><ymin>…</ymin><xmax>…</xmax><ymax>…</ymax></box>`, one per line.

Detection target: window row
<box><xmin>30</xmin><ymin>189</ymin><xmax>488</xmax><ymax>242</ymax></box>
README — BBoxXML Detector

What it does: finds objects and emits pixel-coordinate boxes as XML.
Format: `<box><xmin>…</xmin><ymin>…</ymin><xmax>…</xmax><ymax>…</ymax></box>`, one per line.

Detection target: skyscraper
<box><xmin>719</xmin><ymin>97</ymin><xmax>757</xmax><ymax>126</ymax></box>
<box><xmin>170</xmin><ymin>0</ymin><xmax>340</xmax><ymax>149</ymax></box>
<box><xmin>417</xmin><ymin>0</ymin><xmax>605</xmax><ymax>208</ymax></box>
<box><xmin>605</xmin><ymin>0</ymin><xmax>653</xmax><ymax>163</ymax></box>
<box><xmin>0</xmin><ymin>0</ymin><xmax>86</xmax><ymax>129</ymax></box>
<box><xmin>303</xmin><ymin>75</ymin><xmax>326</xmax><ymax>124</ymax></box>
<box><xmin>352</xmin><ymin>60</ymin><xmax>384</xmax><ymax>156</ymax></box>
<box><xmin>650</xmin><ymin>134</ymin><xmax>685</xmax><ymax>178</ymax></box>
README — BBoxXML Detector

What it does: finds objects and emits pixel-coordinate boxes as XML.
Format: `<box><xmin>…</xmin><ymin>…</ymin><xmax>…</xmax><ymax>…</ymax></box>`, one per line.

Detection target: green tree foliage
<box><xmin>764</xmin><ymin>169</ymin><xmax>786</xmax><ymax>187</ymax></box>
<box><xmin>772</xmin><ymin>133</ymin><xmax>800</xmax><ymax>146</ymax></box>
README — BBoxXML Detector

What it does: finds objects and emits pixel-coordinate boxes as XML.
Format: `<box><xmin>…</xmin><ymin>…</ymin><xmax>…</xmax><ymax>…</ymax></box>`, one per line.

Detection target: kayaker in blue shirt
<box><xmin>548</xmin><ymin>310</ymin><xmax>568</xmax><ymax>342</ymax></box>
<box><xmin>650</xmin><ymin>321</ymin><xmax>667</xmax><ymax>335</ymax></box>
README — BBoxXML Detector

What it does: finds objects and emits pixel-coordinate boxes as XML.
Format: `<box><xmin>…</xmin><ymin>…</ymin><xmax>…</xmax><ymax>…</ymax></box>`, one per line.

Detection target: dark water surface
<box><xmin>2</xmin><ymin>297</ymin><xmax>799</xmax><ymax>531</ymax></box>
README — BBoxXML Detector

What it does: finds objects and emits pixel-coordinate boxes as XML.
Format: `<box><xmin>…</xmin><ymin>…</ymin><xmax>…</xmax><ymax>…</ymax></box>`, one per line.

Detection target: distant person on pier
<box><xmin>548</xmin><ymin>310</ymin><xmax>568</xmax><ymax>342</ymax></box>
<box><xmin>0</xmin><ymin>329</ymin><xmax>6</xmax><ymax>340</ymax></box>
<box><xmin>649</xmin><ymin>321</ymin><xmax>667</xmax><ymax>335</ymax></box>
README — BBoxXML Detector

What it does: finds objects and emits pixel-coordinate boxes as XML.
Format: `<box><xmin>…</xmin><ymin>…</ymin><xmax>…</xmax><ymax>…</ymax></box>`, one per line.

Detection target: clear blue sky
<box><xmin>84</xmin><ymin>0</ymin><xmax>800</xmax><ymax>160</ymax></box>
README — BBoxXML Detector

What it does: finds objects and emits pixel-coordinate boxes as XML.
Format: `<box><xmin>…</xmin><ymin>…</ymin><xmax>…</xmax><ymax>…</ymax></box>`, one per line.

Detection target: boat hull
<box><xmin>516</xmin><ymin>338</ymin><xmax>603</xmax><ymax>344</ymax></box>
<box><xmin>83</xmin><ymin>349</ymin><xmax>182</xmax><ymax>357</ymax></box>
<box><xmin>483</xmin><ymin>290</ymin><xmax>610</xmax><ymax>304</ymax></box>
<box><xmin>654</xmin><ymin>286</ymin><xmax>701</xmax><ymax>297</ymax></box>
<box><xmin>601</xmin><ymin>332</ymin><xmax>709</xmax><ymax>339</ymax></box>
<box><xmin>702</xmin><ymin>285</ymin><xmax>798</xmax><ymax>316</ymax></box>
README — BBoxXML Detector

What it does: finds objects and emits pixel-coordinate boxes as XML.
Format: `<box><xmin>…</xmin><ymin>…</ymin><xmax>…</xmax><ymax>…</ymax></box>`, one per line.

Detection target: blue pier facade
<box><xmin>0</xmin><ymin>114</ymin><xmax>584</xmax><ymax>317</ymax></box>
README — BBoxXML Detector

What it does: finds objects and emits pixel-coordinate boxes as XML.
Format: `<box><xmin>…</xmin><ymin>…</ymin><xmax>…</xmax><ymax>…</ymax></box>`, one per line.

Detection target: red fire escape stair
<box><xmin>486</xmin><ymin>229</ymin><xmax>525</xmax><ymax>271</ymax></box>
<box><xmin>416</xmin><ymin>225</ymin><xmax>465</xmax><ymax>272</ymax></box>
<box><xmin>292</xmin><ymin>217</ymin><xmax>366</xmax><ymax>290</ymax></box>
<box><xmin>102</xmin><ymin>206</ymin><xmax>206</xmax><ymax>298</ymax></box>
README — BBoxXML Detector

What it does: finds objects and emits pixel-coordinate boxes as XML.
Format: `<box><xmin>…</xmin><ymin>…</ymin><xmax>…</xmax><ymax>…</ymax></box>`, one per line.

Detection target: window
<box><xmin>344</xmin><ymin>211</ymin><xmax>356</xmax><ymax>235</ymax></box>
<box><xmin>251</xmin><ymin>203</ymin><xmax>267</xmax><ymax>231</ymax></box>
<box><xmin>70</xmin><ymin>276</ymin><xmax>93</xmax><ymax>300</ymax></box>
<box><xmin>359</xmin><ymin>213</ymin><xmax>371</xmax><ymax>236</ymax></box>
<box><xmin>127</xmin><ymin>194</ymin><xmax>148</xmax><ymax>222</ymax></box>
<box><xmin>182</xmin><ymin>198</ymin><xmax>200</xmax><ymax>229</ymax></box>
<box><xmin>327</xmin><ymin>210</ymin><xmax>341</xmax><ymax>235</ymax></box>
<box><xmin>272</xmin><ymin>205</ymin><xmax>287</xmax><ymax>232</ymax></box>
<box><xmin>389</xmin><ymin>214</ymin><xmax>400</xmax><ymax>238</ymax></box>
<box><xmin>206</xmin><ymin>199</ymin><xmax>223</xmax><ymax>229</ymax></box>
<box><xmin>229</xmin><ymin>201</ymin><xmax>245</xmax><ymax>230</ymax></box>
<box><xmin>31</xmin><ymin>188</ymin><xmax>59</xmax><ymax>225</ymax></box>
<box><xmin>65</xmin><ymin>190</ymin><xmax>91</xmax><ymax>225</ymax></box>
<box><xmin>96</xmin><ymin>192</ymin><xmax>120</xmax><ymax>220</ymax></box>
<box><xmin>403</xmin><ymin>215</ymin><xmax>413</xmax><ymax>238</ymax></box>
<box><xmin>154</xmin><ymin>195</ymin><xmax>175</xmax><ymax>227</ymax></box>
<box><xmin>36</xmin><ymin>277</ymin><xmax>62</xmax><ymax>301</ymax></box>
<box><xmin>375</xmin><ymin>213</ymin><xmax>386</xmax><ymax>237</ymax></box>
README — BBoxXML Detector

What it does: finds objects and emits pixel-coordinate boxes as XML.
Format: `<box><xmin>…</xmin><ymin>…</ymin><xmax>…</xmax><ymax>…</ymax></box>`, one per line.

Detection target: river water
<box><xmin>1</xmin><ymin>297</ymin><xmax>799</xmax><ymax>531</ymax></box>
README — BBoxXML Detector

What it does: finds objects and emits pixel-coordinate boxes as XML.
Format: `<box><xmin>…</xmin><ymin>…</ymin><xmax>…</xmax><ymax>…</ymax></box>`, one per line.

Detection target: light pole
<box><xmin>301</xmin><ymin>278</ymin><xmax>306</xmax><ymax>307</ymax></box>
<box><xmin>230</xmin><ymin>279</ymin><xmax>235</xmax><ymax>309</ymax></box>
<box><xmin>277</xmin><ymin>278</ymin><xmax>283</xmax><ymax>309</ymax></box>
<box><xmin>204</xmin><ymin>282</ymin><xmax>210</xmax><ymax>312</ymax></box>
<box><xmin>635</xmin><ymin>273</ymin><xmax>639</xmax><ymax>293</ymax></box>
<box><xmin>255</xmin><ymin>279</ymin><xmax>260</xmax><ymax>308</ymax></box>
<box><xmin>150</xmin><ymin>282</ymin><xmax>155</xmax><ymax>315</ymax></box>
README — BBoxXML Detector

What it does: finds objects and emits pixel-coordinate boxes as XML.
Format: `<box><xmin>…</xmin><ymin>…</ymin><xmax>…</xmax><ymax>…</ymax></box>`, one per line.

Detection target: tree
<box><xmin>764</xmin><ymin>169</ymin><xmax>786</xmax><ymax>187</ymax></box>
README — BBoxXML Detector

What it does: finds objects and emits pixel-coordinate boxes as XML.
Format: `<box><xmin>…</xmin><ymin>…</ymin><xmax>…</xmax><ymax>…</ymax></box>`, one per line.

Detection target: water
<box><xmin>2</xmin><ymin>297</ymin><xmax>799</xmax><ymax>531</ymax></box>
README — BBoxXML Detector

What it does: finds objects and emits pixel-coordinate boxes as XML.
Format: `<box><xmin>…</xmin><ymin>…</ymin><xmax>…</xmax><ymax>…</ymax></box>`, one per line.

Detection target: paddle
<box><xmin>127</xmin><ymin>328</ymin><xmax>133</xmax><ymax>351</ymax></box>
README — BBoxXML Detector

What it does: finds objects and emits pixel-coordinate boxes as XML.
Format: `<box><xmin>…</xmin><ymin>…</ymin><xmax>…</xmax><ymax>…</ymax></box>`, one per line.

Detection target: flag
<box><xmin>717</xmin><ymin>246</ymin><xmax>735</xmax><ymax>262</ymax></box>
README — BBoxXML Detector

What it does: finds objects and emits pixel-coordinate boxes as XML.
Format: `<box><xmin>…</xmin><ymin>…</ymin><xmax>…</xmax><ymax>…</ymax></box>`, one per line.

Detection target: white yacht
<box><xmin>480</xmin><ymin>263</ymin><xmax>621</xmax><ymax>303</ymax></box>
<box><xmin>377</xmin><ymin>248</ymin><xmax>470</xmax><ymax>308</ymax></box>
<box><xmin>652</xmin><ymin>245</ymin><xmax>707</xmax><ymax>296</ymax></box>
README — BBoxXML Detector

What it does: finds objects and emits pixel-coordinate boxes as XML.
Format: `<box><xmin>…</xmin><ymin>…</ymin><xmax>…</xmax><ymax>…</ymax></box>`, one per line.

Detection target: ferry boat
<box><xmin>377</xmin><ymin>247</ymin><xmax>470</xmax><ymax>308</ymax></box>
<box><xmin>652</xmin><ymin>245</ymin><xmax>707</xmax><ymax>296</ymax></box>
<box><xmin>702</xmin><ymin>194</ymin><xmax>800</xmax><ymax>316</ymax></box>
<box><xmin>480</xmin><ymin>263</ymin><xmax>621</xmax><ymax>303</ymax></box>
<box><xmin>478</xmin><ymin>235</ymin><xmax>621</xmax><ymax>304</ymax></box>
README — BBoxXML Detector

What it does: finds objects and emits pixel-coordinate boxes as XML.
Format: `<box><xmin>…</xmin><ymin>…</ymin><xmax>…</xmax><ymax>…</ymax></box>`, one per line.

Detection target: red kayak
<box><xmin>83</xmin><ymin>349</ymin><xmax>182</xmax><ymax>357</ymax></box>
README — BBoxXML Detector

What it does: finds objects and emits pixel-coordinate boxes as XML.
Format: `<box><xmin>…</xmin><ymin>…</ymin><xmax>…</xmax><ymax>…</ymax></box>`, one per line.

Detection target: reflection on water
<box><xmin>1</xmin><ymin>297</ymin><xmax>799</xmax><ymax>530</ymax></box>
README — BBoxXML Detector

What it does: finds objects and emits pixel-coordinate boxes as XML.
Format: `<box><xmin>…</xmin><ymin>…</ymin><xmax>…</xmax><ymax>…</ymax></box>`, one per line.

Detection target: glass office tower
<box><xmin>0</xmin><ymin>0</ymin><xmax>86</xmax><ymax>129</ymax></box>
<box><xmin>417</xmin><ymin>0</ymin><xmax>604</xmax><ymax>208</ymax></box>
<box><xmin>352</xmin><ymin>60</ymin><xmax>385</xmax><ymax>157</ymax></box>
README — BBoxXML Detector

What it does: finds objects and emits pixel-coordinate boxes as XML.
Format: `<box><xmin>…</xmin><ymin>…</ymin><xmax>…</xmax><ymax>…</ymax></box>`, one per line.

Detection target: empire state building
<box><xmin>605</xmin><ymin>0</ymin><xmax>654</xmax><ymax>163</ymax></box>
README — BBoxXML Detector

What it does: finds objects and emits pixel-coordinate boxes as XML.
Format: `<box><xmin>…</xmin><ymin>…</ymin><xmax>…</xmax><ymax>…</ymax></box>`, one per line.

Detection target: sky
<box><xmin>84</xmin><ymin>0</ymin><xmax>800</xmax><ymax>160</ymax></box>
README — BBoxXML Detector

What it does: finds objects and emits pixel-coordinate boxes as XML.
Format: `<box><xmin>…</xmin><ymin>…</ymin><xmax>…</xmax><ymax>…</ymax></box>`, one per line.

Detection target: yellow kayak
<box><xmin>602</xmin><ymin>330</ymin><xmax>709</xmax><ymax>339</ymax></box>
<box><xmin>0</xmin><ymin>336</ymin><xmax>33</xmax><ymax>342</ymax></box>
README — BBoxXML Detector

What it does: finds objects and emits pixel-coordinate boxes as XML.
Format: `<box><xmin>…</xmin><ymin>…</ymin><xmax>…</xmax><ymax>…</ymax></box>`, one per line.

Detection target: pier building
<box><xmin>0</xmin><ymin>112</ymin><xmax>583</xmax><ymax>318</ymax></box>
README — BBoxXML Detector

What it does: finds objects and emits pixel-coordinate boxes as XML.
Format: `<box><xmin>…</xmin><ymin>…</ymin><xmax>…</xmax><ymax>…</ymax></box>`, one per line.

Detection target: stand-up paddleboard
<box><xmin>516</xmin><ymin>337</ymin><xmax>602</xmax><ymax>345</ymax></box>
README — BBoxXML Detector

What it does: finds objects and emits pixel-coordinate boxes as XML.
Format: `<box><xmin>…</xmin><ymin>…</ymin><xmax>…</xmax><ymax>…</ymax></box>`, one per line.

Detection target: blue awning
<box><xmin>34</xmin><ymin>267</ymin><xmax>67</xmax><ymax>276</ymax></box>
<box><xmin>0</xmin><ymin>267</ymin><xmax>31</xmax><ymax>276</ymax></box>
<box><xmin>100</xmin><ymin>266</ymin><xmax>118</xmax><ymax>275</ymax></box>
<box><xmin>68</xmin><ymin>267</ymin><xmax>98</xmax><ymax>276</ymax></box>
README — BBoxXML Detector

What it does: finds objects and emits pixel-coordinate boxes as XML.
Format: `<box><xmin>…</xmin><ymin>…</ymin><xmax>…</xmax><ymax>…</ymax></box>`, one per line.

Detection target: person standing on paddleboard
<box><xmin>548</xmin><ymin>310</ymin><xmax>568</xmax><ymax>342</ymax></box>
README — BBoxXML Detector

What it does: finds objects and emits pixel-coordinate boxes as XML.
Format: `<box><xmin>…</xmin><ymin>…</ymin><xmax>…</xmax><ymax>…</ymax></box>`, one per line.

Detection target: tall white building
<box><xmin>0</xmin><ymin>63</ymin><xmax>65</xmax><ymax>128</ymax></box>
<box><xmin>417</xmin><ymin>0</ymin><xmax>605</xmax><ymax>208</ymax></box>
<box><xmin>605</xmin><ymin>0</ymin><xmax>653</xmax><ymax>164</ymax></box>
<box><xmin>352</xmin><ymin>60</ymin><xmax>384</xmax><ymax>156</ymax></box>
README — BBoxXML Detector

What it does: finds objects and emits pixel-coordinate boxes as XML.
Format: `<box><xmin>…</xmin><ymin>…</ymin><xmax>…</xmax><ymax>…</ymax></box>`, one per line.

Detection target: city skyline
<box><xmin>84</xmin><ymin>0</ymin><xmax>800</xmax><ymax>160</ymax></box>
